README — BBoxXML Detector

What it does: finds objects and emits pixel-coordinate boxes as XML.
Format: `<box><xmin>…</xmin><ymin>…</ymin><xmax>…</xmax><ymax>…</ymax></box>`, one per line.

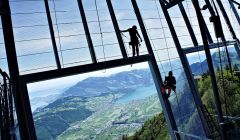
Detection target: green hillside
<box><xmin>127</xmin><ymin>66</ymin><xmax>240</xmax><ymax>139</ymax></box>
<box><xmin>33</xmin><ymin>90</ymin><xmax>162</xmax><ymax>140</ymax></box>
<box><xmin>125</xmin><ymin>113</ymin><xmax>170</xmax><ymax>140</ymax></box>
<box><xmin>199</xmin><ymin>65</ymin><xmax>240</xmax><ymax>116</ymax></box>
<box><xmin>56</xmin><ymin>94</ymin><xmax>162</xmax><ymax>140</ymax></box>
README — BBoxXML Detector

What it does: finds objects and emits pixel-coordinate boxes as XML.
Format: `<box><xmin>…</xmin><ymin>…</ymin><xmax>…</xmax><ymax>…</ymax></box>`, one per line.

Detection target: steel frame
<box><xmin>106</xmin><ymin>0</ymin><xmax>128</xmax><ymax>58</ymax></box>
<box><xmin>131</xmin><ymin>0</ymin><xmax>179</xmax><ymax>139</ymax></box>
<box><xmin>1</xmin><ymin>0</ymin><xmax>37</xmax><ymax>139</ymax></box>
<box><xmin>2</xmin><ymin>0</ymin><xmax>240</xmax><ymax>139</ymax></box>
<box><xmin>44</xmin><ymin>0</ymin><xmax>61</xmax><ymax>69</ymax></box>
<box><xmin>183</xmin><ymin>40</ymin><xmax>237</xmax><ymax>54</ymax></box>
<box><xmin>229</xmin><ymin>0</ymin><xmax>240</xmax><ymax>26</ymax></box>
<box><xmin>0</xmin><ymin>69</ymin><xmax>15</xmax><ymax>140</ymax></box>
<box><xmin>159</xmin><ymin>0</ymin><xmax>209</xmax><ymax>138</ymax></box>
<box><xmin>77</xmin><ymin>0</ymin><xmax>97</xmax><ymax>63</ymax></box>
<box><xmin>192</xmin><ymin>0</ymin><xmax>226</xmax><ymax>139</ymax></box>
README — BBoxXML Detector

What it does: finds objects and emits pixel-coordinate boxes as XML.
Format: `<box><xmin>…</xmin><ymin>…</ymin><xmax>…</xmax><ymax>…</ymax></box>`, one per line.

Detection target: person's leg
<box><xmin>164</xmin><ymin>86</ymin><xmax>171</xmax><ymax>98</ymax></box>
<box><xmin>136</xmin><ymin>44</ymin><xmax>139</xmax><ymax>56</ymax></box>
<box><xmin>132</xmin><ymin>44</ymin><xmax>135</xmax><ymax>57</ymax></box>
<box><xmin>168</xmin><ymin>88</ymin><xmax>172</xmax><ymax>95</ymax></box>
<box><xmin>161</xmin><ymin>83</ymin><xmax>167</xmax><ymax>94</ymax></box>
<box><xmin>161</xmin><ymin>86</ymin><xmax>165</xmax><ymax>94</ymax></box>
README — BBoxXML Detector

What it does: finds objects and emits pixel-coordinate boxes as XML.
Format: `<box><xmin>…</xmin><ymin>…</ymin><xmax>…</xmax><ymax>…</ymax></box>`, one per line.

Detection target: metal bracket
<box><xmin>161</xmin><ymin>0</ymin><xmax>184</xmax><ymax>9</ymax></box>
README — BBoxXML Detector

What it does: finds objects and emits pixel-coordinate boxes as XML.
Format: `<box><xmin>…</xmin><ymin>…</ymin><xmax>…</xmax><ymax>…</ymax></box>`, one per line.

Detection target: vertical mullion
<box><xmin>131</xmin><ymin>0</ymin><xmax>179</xmax><ymax>139</ymax></box>
<box><xmin>1</xmin><ymin>0</ymin><xmax>37</xmax><ymax>139</ymax></box>
<box><xmin>192</xmin><ymin>0</ymin><xmax>226</xmax><ymax>139</ymax></box>
<box><xmin>189</xmin><ymin>1</ymin><xmax>213</xmax><ymax>43</ymax></box>
<box><xmin>44</xmin><ymin>0</ymin><xmax>61</xmax><ymax>69</ymax></box>
<box><xmin>77</xmin><ymin>0</ymin><xmax>97</xmax><ymax>63</ymax></box>
<box><xmin>106</xmin><ymin>0</ymin><xmax>128</xmax><ymax>58</ymax></box>
<box><xmin>216</xmin><ymin>0</ymin><xmax>237</xmax><ymax>39</ymax></box>
<box><xmin>216</xmin><ymin>0</ymin><xmax>240</xmax><ymax>61</ymax></box>
<box><xmin>160</xmin><ymin>0</ymin><xmax>210</xmax><ymax>138</ymax></box>
<box><xmin>178</xmin><ymin>3</ymin><xmax>198</xmax><ymax>46</ymax></box>
<box><xmin>229</xmin><ymin>0</ymin><xmax>240</xmax><ymax>26</ymax></box>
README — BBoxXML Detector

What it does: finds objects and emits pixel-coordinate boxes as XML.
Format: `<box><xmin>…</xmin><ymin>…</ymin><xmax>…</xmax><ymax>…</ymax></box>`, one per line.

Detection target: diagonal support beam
<box><xmin>44</xmin><ymin>0</ymin><xmax>61</xmax><ymax>69</ymax></box>
<box><xmin>178</xmin><ymin>3</ymin><xmax>198</xmax><ymax>46</ymax></box>
<box><xmin>131</xmin><ymin>0</ymin><xmax>179</xmax><ymax>139</ymax></box>
<box><xmin>229</xmin><ymin>0</ymin><xmax>240</xmax><ymax>26</ymax></box>
<box><xmin>77</xmin><ymin>0</ymin><xmax>97</xmax><ymax>63</ymax></box>
<box><xmin>106</xmin><ymin>0</ymin><xmax>128</xmax><ymax>58</ymax></box>
<box><xmin>1</xmin><ymin>0</ymin><xmax>37</xmax><ymax>139</ymax></box>
<box><xmin>192</xmin><ymin>0</ymin><xmax>226</xmax><ymax>139</ymax></box>
<box><xmin>183</xmin><ymin>40</ymin><xmax>237</xmax><ymax>54</ymax></box>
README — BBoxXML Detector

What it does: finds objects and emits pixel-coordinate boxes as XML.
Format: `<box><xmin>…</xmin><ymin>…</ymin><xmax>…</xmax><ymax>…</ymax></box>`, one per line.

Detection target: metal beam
<box><xmin>189</xmin><ymin>1</ymin><xmax>213</xmax><ymax>43</ymax></box>
<box><xmin>1</xmin><ymin>0</ymin><xmax>37</xmax><ymax>139</ymax></box>
<box><xmin>18</xmin><ymin>80</ymin><xmax>37</xmax><ymax>140</ymax></box>
<box><xmin>229</xmin><ymin>0</ymin><xmax>240</xmax><ymax>26</ymax></box>
<box><xmin>44</xmin><ymin>0</ymin><xmax>61</xmax><ymax>69</ymax></box>
<box><xmin>77</xmin><ymin>0</ymin><xmax>97</xmax><ymax>63</ymax></box>
<box><xmin>0</xmin><ymin>89</ymin><xmax>3</xmax><ymax>140</ymax></box>
<box><xmin>235</xmin><ymin>43</ymin><xmax>240</xmax><ymax>57</ymax></box>
<box><xmin>216</xmin><ymin>0</ymin><xmax>237</xmax><ymax>39</ymax></box>
<box><xmin>106</xmin><ymin>0</ymin><xmax>128</xmax><ymax>58</ymax></box>
<box><xmin>3</xmin><ymin>75</ymin><xmax>10</xmax><ymax>140</ymax></box>
<box><xmin>183</xmin><ymin>40</ymin><xmax>237</xmax><ymax>54</ymax></box>
<box><xmin>204</xmin><ymin>0</ymin><xmax>234</xmax><ymax>75</ymax></box>
<box><xmin>165</xmin><ymin>0</ymin><xmax>184</xmax><ymax>9</ymax></box>
<box><xmin>178</xmin><ymin>3</ymin><xmax>198</xmax><ymax>46</ymax></box>
<box><xmin>131</xmin><ymin>0</ymin><xmax>179</xmax><ymax>139</ymax></box>
<box><xmin>192</xmin><ymin>0</ymin><xmax>226</xmax><ymax>139</ymax></box>
<box><xmin>159</xmin><ymin>0</ymin><xmax>209</xmax><ymax>138</ymax></box>
<box><xmin>20</xmin><ymin>54</ymin><xmax>151</xmax><ymax>83</ymax></box>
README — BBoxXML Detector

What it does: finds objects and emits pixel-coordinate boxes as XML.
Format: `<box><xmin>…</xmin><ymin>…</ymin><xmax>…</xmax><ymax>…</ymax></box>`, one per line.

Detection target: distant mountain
<box><xmin>34</xmin><ymin>96</ymin><xmax>93</xmax><ymax>140</ymax></box>
<box><xmin>62</xmin><ymin>69</ymin><xmax>154</xmax><ymax>97</ymax></box>
<box><xmin>31</xmin><ymin>94</ymin><xmax>59</xmax><ymax>112</ymax></box>
<box><xmin>191</xmin><ymin>48</ymin><xmax>240</xmax><ymax>75</ymax></box>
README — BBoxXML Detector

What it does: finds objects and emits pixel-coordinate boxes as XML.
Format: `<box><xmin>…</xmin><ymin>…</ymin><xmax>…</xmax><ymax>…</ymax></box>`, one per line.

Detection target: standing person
<box><xmin>161</xmin><ymin>71</ymin><xmax>176</xmax><ymax>98</ymax></box>
<box><xmin>121</xmin><ymin>25</ymin><xmax>142</xmax><ymax>57</ymax></box>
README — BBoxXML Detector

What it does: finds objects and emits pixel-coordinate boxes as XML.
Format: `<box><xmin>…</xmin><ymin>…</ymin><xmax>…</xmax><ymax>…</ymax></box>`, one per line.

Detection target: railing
<box><xmin>0</xmin><ymin>69</ymin><xmax>16</xmax><ymax>140</ymax></box>
<box><xmin>174</xmin><ymin>130</ymin><xmax>212</xmax><ymax>140</ymax></box>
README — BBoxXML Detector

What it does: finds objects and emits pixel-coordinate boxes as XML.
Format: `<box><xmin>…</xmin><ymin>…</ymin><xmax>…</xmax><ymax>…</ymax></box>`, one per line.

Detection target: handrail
<box><xmin>174</xmin><ymin>130</ymin><xmax>212</xmax><ymax>140</ymax></box>
<box><xmin>209</xmin><ymin>114</ymin><xmax>240</xmax><ymax>121</ymax></box>
<box><xmin>0</xmin><ymin>68</ymin><xmax>9</xmax><ymax>79</ymax></box>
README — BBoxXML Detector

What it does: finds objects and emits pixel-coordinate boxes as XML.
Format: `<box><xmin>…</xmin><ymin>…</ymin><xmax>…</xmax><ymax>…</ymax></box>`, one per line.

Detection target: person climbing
<box><xmin>161</xmin><ymin>71</ymin><xmax>176</xmax><ymax>98</ymax></box>
<box><xmin>121</xmin><ymin>25</ymin><xmax>142</xmax><ymax>57</ymax></box>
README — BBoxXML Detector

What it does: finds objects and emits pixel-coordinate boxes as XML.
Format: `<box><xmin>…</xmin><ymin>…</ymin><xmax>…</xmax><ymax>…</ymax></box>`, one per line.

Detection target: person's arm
<box><xmin>136</xmin><ymin>31</ymin><xmax>142</xmax><ymax>42</ymax></box>
<box><xmin>121</xmin><ymin>28</ymin><xmax>129</xmax><ymax>32</ymax></box>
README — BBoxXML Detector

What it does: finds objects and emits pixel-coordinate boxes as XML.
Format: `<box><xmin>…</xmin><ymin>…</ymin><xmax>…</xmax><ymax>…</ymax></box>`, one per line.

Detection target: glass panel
<box><xmin>83</xmin><ymin>0</ymin><xmax>122</xmax><ymax>61</ymax></box>
<box><xmin>48</xmin><ymin>0</ymin><xmax>92</xmax><ymax>67</ymax></box>
<box><xmin>28</xmin><ymin>63</ymin><xmax>169</xmax><ymax>139</ymax></box>
<box><xmin>136</xmin><ymin>0</ymin><xmax>206</xmax><ymax>138</ymax></box>
<box><xmin>9</xmin><ymin>0</ymin><xmax>57</xmax><ymax>74</ymax></box>
<box><xmin>112</xmin><ymin>0</ymin><xmax>149</xmax><ymax>57</ymax></box>
<box><xmin>222</xmin><ymin>0</ymin><xmax>240</xmax><ymax>39</ymax></box>
<box><xmin>0</xmin><ymin>20</ymin><xmax>9</xmax><ymax>73</ymax></box>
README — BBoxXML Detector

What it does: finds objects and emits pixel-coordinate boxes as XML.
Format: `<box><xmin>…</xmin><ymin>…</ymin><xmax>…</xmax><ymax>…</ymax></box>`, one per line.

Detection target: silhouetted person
<box><xmin>161</xmin><ymin>71</ymin><xmax>176</xmax><ymax>98</ymax></box>
<box><xmin>121</xmin><ymin>25</ymin><xmax>142</xmax><ymax>57</ymax></box>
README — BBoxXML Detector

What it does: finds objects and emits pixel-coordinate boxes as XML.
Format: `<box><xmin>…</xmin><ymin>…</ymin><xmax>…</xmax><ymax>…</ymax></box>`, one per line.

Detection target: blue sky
<box><xmin>0</xmin><ymin>0</ymin><xmax>240</xmax><ymax>95</ymax></box>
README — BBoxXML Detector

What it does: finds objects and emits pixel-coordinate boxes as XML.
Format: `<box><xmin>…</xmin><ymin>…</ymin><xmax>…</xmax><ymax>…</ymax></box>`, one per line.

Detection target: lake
<box><xmin>115</xmin><ymin>85</ymin><xmax>158</xmax><ymax>104</ymax></box>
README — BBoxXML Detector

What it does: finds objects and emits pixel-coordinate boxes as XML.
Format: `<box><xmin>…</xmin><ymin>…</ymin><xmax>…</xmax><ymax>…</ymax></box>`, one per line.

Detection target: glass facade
<box><xmin>1</xmin><ymin>0</ymin><xmax>240</xmax><ymax>139</ymax></box>
<box><xmin>135</xmin><ymin>0</ymin><xmax>206</xmax><ymax>137</ymax></box>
